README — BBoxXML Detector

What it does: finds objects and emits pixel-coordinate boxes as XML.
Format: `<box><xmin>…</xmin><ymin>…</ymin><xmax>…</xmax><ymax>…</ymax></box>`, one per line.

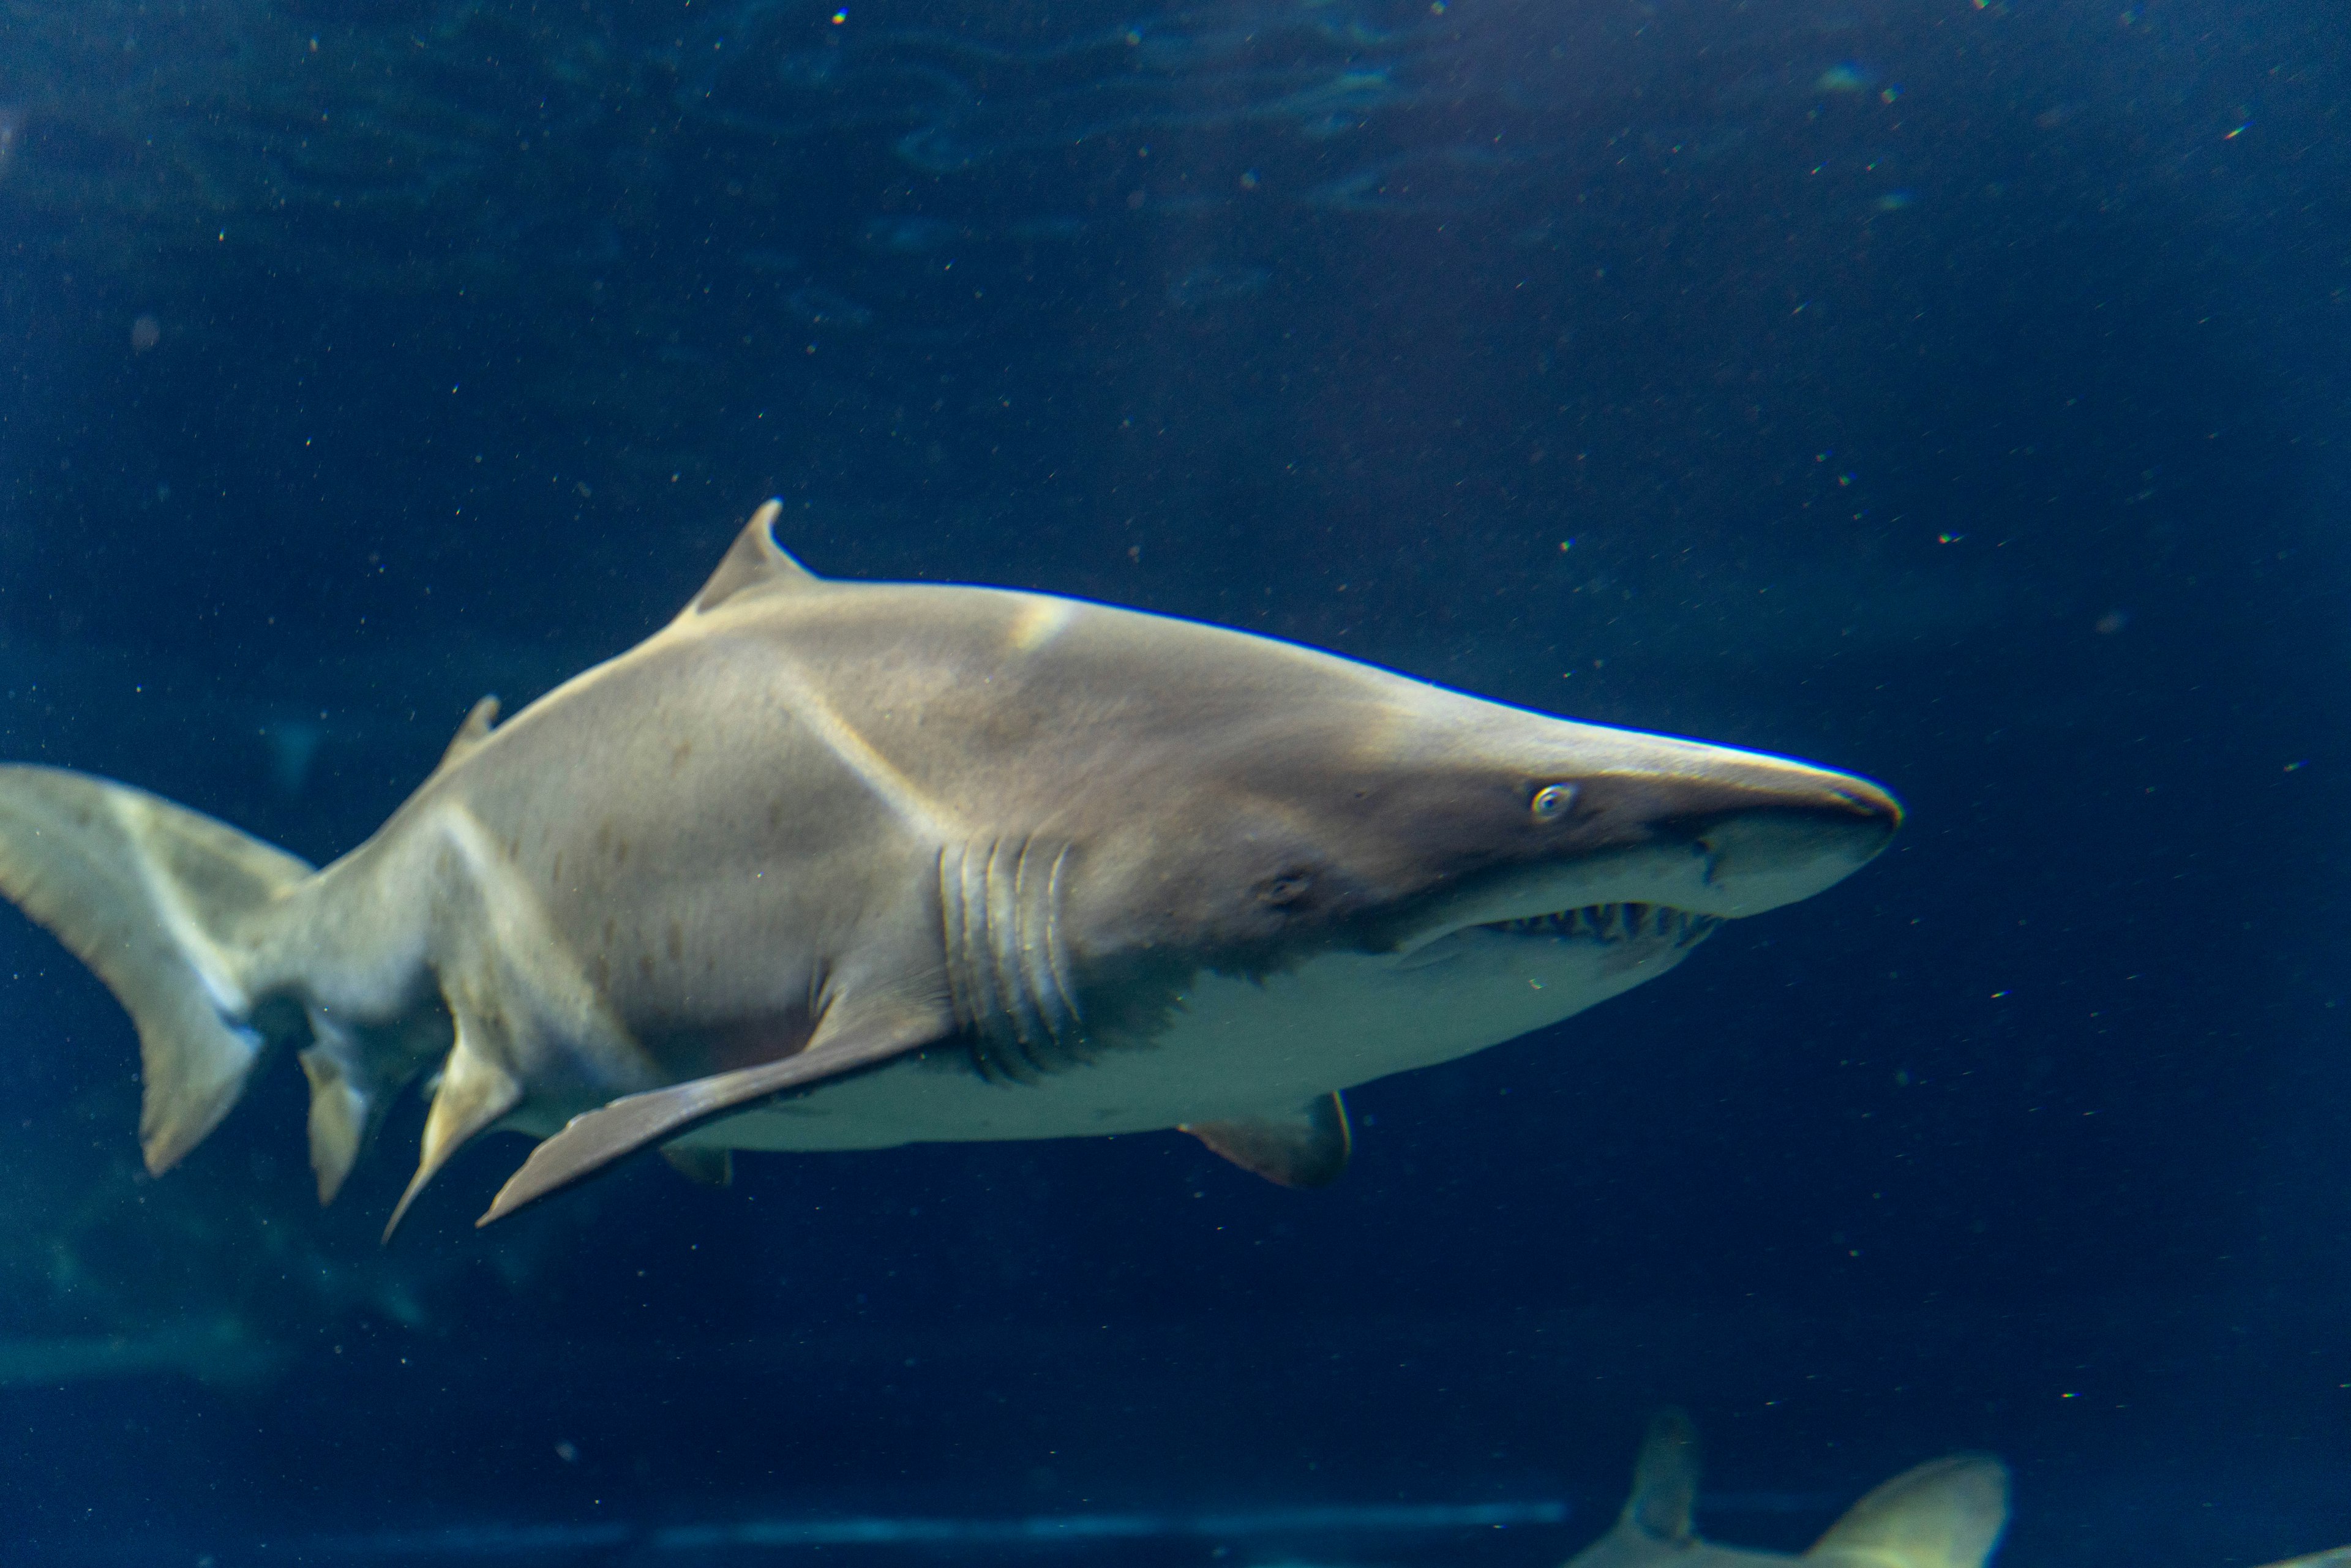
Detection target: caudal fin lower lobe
<box><xmin>0</xmin><ymin>765</ymin><xmax>313</xmax><ymax>1172</ymax></box>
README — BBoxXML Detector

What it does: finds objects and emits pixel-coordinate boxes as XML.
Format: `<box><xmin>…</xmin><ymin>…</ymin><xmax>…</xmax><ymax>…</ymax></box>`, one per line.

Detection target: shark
<box><xmin>0</xmin><ymin>501</ymin><xmax>1899</xmax><ymax>1234</ymax></box>
<box><xmin>1570</xmin><ymin>1410</ymin><xmax>2351</xmax><ymax>1568</ymax></box>
<box><xmin>1567</xmin><ymin>1411</ymin><xmax>2009</xmax><ymax>1568</ymax></box>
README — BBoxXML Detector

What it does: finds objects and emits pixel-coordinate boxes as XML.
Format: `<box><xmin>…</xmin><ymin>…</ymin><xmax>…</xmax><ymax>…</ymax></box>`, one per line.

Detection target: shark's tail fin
<box><xmin>1804</xmin><ymin>1454</ymin><xmax>2010</xmax><ymax>1568</ymax></box>
<box><xmin>0</xmin><ymin>765</ymin><xmax>312</xmax><ymax>1173</ymax></box>
<box><xmin>1622</xmin><ymin>1408</ymin><xmax>1701</xmax><ymax>1544</ymax></box>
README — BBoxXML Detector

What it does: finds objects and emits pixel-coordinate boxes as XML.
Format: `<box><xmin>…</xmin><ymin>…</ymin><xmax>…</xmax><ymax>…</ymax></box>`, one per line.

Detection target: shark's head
<box><xmin>1044</xmin><ymin>656</ymin><xmax>1899</xmax><ymax>1096</ymax></box>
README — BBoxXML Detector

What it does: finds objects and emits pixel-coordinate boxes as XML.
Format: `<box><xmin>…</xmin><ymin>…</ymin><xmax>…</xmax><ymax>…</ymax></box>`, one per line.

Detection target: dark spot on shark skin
<box><xmin>767</xmin><ymin>800</ymin><xmax>784</xmax><ymax>831</ymax></box>
<box><xmin>591</xmin><ymin>952</ymin><xmax>611</xmax><ymax>992</ymax></box>
<box><xmin>666</xmin><ymin>921</ymin><xmax>684</xmax><ymax>964</ymax></box>
<box><xmin>672</xmin><ymin>740</ymin><xmax>692</xmax><ymax>769</ymax></box>
<box><xmin>637</xmin><ymin>953</ymin><xmax>655</xmax><ymax>982</ymax></box>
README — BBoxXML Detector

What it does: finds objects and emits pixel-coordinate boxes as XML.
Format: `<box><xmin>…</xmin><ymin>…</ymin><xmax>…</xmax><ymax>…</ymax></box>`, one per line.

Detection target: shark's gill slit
<box><xmin>942</xmin><ymin>837</ymin><xmax>1082</xmax><ymax>1084</ymax></box>
<box><xmin>1488</xmin><ymin>901</ymin><xmax>1722</xmax><ymax>950</ymax></box>
<box><xmin>985</xmin><ymin>838</ymin><xmax>1046</xmax><ymax>1052</ymax></box>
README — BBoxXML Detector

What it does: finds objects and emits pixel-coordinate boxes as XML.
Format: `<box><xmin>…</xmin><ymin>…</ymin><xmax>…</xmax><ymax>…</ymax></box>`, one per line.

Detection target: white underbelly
<box><xmin>678</xmin><ymin>926</ymin><xmax>1699</xmax><ymax>1153</ymax></box>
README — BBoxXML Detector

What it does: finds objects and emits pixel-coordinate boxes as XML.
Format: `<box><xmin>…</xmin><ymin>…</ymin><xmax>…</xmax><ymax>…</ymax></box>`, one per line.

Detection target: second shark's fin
<box><xmin>661</xmin><ymin>1144</ymin><xmax>734</xmax><ymax>1187</ymax></box>
<box><xmin>680</xmin><ymin>500</ymin><xmax>822</xmax><ymax>618</ymax></box>
<box><xmin>384</xmin><ymin>1035</ymin><xmax>520</xmax><ymax>1241</ymax></box>
<box><xmin>1180</xmin><ymin>1092</ymin><xmax>1352</xmax><ymax>1187</ymax></box>
<box><xmin>477</xmin><ymin>999</ymin><xmax>945</xmax><ymax>1226</ymax></box>
<box><xmin>1624</xmin><ymin>1408</ymin><xmax>1701</xmax><ymax>1544</ymax></box>
<box><xmin>1803</xmin><ymin>1454</ymin><xmax>2010</xmax><ymax>1568</ymax></box>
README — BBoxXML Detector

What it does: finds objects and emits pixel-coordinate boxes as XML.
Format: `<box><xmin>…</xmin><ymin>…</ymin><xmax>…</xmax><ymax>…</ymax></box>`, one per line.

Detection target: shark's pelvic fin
<box><xmin>660</xmin><ymin>1145</ymin><xmax>735</xmax><ymax>1187</ymax></box>
<box><xmin>681</xmin><ymin>499</ymin><xmax>822</xmax><ymax>618</ymax></box>
<box><xmin>435</xmin><ymin>696</ymin><xmax>501</xmax><ymax>773</ymax></box>
<box><xmin>1180</xmin><ymin>1092</ymin><xmax>1352</xmax><ymax>1187</ymax></box>
<box><xmin>1803</xmin><ymin>1454</ymin><xmax>2010</xmax><ymax>1568</ymax></box>
<box><xmin>384</xmin><ymin>1035</ymin><xmax>520</xmax><ymax>1241</ymax></box>
<box><xmin>478</xmin><ymin>1000</ymin><xmax>945</xmax><ymax>1226</ymax></box>
<box><xmin>0</xmin><ymin>766</ymin><xmax>312</xmax><ymax>1174</ymax></box>
<box><xmin>1624</xmin><ymin>1408</ymin><xmax>1700</xmax><ymax>1544</ymax></box>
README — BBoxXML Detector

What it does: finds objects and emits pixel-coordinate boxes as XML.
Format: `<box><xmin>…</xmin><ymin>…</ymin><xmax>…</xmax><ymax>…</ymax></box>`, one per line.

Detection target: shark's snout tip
<box><xmin>1827</xmin><ymin>776</ymin><xmax>1903</xmax><ymax>835</ymax></box>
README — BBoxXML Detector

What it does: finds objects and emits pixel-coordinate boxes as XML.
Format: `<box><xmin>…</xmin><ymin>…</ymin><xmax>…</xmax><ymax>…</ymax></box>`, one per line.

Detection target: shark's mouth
<box><xmin>1483</xmin><ymin>901</ymin><xmax>1722</xmax><ymax>950</ymax></box>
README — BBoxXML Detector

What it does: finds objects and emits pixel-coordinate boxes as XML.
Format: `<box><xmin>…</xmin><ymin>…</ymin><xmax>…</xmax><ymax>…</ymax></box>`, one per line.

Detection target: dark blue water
<box><xmin>0</xmin><ymin>0</ymin><xmax>2345</xmax><ymax>1562</ymax></box>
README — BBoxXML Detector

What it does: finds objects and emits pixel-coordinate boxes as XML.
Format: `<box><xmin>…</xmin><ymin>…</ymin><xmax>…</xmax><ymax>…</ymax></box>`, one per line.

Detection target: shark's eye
<box><xmin>1530</xmin><ymin>782</ymin><xmax>1578</xmax><ymax>822</ymax></box>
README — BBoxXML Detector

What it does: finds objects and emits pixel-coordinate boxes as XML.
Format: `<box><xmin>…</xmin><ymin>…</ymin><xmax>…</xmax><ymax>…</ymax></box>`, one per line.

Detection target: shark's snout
<box><xmin>1398</xmin><ymin>733</ymin><xmax>1900</xmax><ymax>950</ymax></box>
<box><xmin>1565</xmin><ymin>747</ymin><xmax>1900</xmax><ymax>920</ymax></box>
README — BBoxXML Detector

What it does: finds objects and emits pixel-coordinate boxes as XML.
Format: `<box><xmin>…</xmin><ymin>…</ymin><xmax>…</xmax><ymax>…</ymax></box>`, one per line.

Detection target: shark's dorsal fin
<box><xmin>1804</xmin><ymin>1455</ymin><xmax>2009</xmax><ymax>1568</ymax></box>
<box><xmin>1180</xmin><ymin>1092</ymin><xmax>1352</xmax><ymax>1187</ymax></box>
<box><xmin>682</xmin><ymin>500</ymin><xmax>822</xmax><ymax>618</ymax></box>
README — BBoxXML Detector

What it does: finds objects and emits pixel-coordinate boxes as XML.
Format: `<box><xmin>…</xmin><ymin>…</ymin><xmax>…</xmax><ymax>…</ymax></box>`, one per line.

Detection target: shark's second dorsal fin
<box><xmin>1804</xmin><ymin>1455</ymin><xmax>2009</xmax><ymax>1568</ymax></box>
<box><xmin>1625</xmin><ymin>1408</ymin><xmax>1700</xmax><ymax>1544</ymax></box>
<box><xmin>437</xmin><ymin>696</ymin><xmax>500</xmax><ymax>774</ymax></box>
<box><xmin>682</xmin><ymin>499</ymin><xmax>822</xmax><ymax>617</ymax></box>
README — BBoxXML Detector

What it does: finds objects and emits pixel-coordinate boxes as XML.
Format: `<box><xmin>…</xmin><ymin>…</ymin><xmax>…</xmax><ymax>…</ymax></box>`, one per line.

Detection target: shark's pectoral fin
<box><xmin>660</xmin><ymin>1144</ymin><xmax>734</xmax><ymax>1188</ymax></box>
<box><xmin>478</xmin><ymin>1001</ymin><xmax>943</xmax><ymax>1227</ymax></box>
<box><xmin>1804</xmin><ymin>1454</ymin><xmax>2009</xmax><ymax>1568</ymax></box>
<box><xmin>384</xmin><ymin>1036</ymin><xmax>520</xmax><ymax>1242</ymax></box>
<box><xmin>1180</xmin><ymin>1092</ymin><xmax>1351</xmax><ymax>1188</ymax></box>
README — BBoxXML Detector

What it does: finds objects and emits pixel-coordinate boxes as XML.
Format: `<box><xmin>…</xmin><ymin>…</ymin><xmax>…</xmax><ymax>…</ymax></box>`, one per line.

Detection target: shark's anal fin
<box><xmin>681</xmin><ymin>500</ymin><xmax>823</xmax><ymax>617</ymax></box>
<box><xmin>299</xmin><ymin>1045</ymin><xmax>377</xmax><ymax>1205</ymax></box>
<box><xmin>1181</xmin><ymin>1092</ymin><xmax>1351</xmax><ymax>1188</ymax></box>
<box><xmin>1804</xmin><ymin>1454</ymin><xmax>2010</xmax><ymax>1568</ymax></box>
<box><xmin>661</xmin><ymin>1144</ymin><xmax>734</xmax><ymax>1188</ymax></box>
<box><xmin>478</xmin><ymin>1001</ymin><xmax>943</xmax><ymax>1227</ymax></box>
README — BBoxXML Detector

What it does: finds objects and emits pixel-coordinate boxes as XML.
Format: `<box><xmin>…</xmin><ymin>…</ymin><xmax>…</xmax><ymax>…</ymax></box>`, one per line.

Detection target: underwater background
<box><xmin>0</xmin><ymin>0</ymin><xmax>2345</xmax><ymax>1562</ymax></box>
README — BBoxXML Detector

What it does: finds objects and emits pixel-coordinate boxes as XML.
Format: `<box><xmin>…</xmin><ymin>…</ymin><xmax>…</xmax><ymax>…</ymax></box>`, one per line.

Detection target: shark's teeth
<box><xmin>1488</xmin><ymin>902</ymin><xmax>1721</xmax><ymax>949</ymax></box>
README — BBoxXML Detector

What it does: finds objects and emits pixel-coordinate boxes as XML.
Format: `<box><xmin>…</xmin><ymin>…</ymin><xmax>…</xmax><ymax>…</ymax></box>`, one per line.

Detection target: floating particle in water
<box><xmin>784</xmin><ymin>286</ymin><xmax>874</xmax><ymax>329</ymax></box>
<box><xmin>130</xmin><ymin>314</ymin><xmax>161</xmax><ymax>352</ymax></box>
<box><xmin>1874</xmin><ymin>192</ymin><xmax>1915</xmax><ymax>212</ymax></box>
<box><xmin>1816</xmin><ymin>63</ymin><xmax>1872</xmax><ymax>93</ymax></box>
<box><xmin>1167</xmin><ymin>265</ymin><xmax>1270</xmax><ymax>307</ymax></box>
<box><xmin>2094</xmin><ymin>609</ymin><xmax>2129</xmax><ymax>635</ymax></box>
<box><xmin>0</xmin><ymin>105</ymin><xmax>18</xmax><ymax>182</ymax></box>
